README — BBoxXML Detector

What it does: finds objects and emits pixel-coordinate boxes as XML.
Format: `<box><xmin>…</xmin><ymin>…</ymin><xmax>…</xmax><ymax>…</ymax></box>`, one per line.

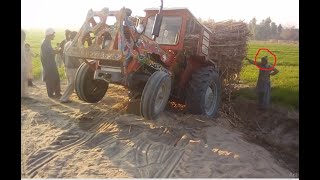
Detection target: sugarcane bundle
<box><xmin>203</xmin><ymin>20</ymin><xmax>251</xmax><ymax>100</ymax></box>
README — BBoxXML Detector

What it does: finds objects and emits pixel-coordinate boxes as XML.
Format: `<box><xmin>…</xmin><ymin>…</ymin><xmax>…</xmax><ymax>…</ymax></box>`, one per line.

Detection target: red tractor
<box><xmin>66</xmin><ymin>1</ymin><xmax>221</xmax><ymax>120</ymax></box>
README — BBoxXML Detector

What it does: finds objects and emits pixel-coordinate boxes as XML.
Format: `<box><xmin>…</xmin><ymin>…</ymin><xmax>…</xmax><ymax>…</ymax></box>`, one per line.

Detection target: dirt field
<box><xmin>21</xmin><ymin>81</ymin><xmax>298</xmax><ymax>178</ymax></box>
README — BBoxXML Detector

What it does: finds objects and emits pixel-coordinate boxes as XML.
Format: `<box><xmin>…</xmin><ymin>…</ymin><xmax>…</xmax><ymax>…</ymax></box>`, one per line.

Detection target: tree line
<box><xmin>248</xmin><ymin>17</ymin><xmax>298</xmax><ymax>41</ymax></box>
<box><xmin>199</xmin><ymin>17</ymin><xmax>299</xmax><ymax>41</ymax></box>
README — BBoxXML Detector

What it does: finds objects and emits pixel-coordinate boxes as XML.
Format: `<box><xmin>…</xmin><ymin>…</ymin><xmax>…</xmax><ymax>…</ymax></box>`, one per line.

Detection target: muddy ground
<box><xmin>21</xmin><ymin>81</ymin><xmax>299</xmax><ymax>178</ymax></box>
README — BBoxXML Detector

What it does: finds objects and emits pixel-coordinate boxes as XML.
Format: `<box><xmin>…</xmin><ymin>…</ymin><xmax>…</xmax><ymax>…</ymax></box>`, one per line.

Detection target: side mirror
<box><xmin>151</xmin><ymin>13</ymin><xmax>163</xmax><ymax>40</ymax></box>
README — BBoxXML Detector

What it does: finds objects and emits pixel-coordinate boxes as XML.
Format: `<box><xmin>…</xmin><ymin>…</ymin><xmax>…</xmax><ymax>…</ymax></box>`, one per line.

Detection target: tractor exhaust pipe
<box><xmin>152</xmin><ymin>0</ymin><xmax>164</xmax><ymax>40</ymax></box>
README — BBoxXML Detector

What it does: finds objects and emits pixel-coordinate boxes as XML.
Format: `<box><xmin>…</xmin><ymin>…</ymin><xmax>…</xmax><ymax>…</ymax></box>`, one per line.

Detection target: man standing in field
<box><xmin>245</xmin><ymin>56</ymin><xmax>279</xmax><ymax>109</ymax></box>
<box><xmin>55</xmin><ymin>42</ymin><xmax>63</xmax><ymax>68</ymax></box>
<box><xmin>25</xmin><ymin>43</ymin><xmax>38</xmax><ymax>87</ymax></box>
<box><xmin>60</xmin><ymin>31</ymin><xmax>81</xmax><ymax>103</ymax></box>
<box><xmin>21</xmin><ymin>29</ymin><xmax>28</xmax><ymax>98</ymax></box>
<box><xmin>40</xmin><ymin>28</ymin><xmax>61</xmax><ymax>98</ymax></box>
<box><xmin>59</xmin><ymin>29</ymin><xmax>71</xmax><ymax>65</ymax></box>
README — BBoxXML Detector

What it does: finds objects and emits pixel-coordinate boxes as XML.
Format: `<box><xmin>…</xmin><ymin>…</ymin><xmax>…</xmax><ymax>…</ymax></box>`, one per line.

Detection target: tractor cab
<box><xmin>142</xmin><ymin>7</ymin><xmax>211</xmax><ymax>58</ymax></box>
<box><xmin>142</xmin><ymin>8</ymin><xmax>187</xmax><ymax>51</ymax></box>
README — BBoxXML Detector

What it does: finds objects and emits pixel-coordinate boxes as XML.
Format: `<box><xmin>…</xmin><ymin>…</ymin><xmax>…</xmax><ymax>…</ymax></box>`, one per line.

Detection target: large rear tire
<box><xmin>75</xmin><ymin>62</ymin><xmax>109</xmax><ymax>103</ymax></box>
<box><xmin>186</xmin><ymin>66</ymin><xmax>221</xmax><ymax>118</ymax></box>
<box><xmin>140</xmin><ymin>71</ymin><xmax>171</xmax><ymax>120</ymax></box>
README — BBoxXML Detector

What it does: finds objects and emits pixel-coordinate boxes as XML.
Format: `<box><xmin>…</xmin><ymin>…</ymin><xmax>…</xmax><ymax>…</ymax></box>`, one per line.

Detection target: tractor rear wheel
<box><xmin>75</xmin><ymin>62</ymin><xmax>109</xmax><ymax>103</ymax></box>
<box><xmin>186</xmin><ymin>66</ymin><xmax>221</xmax><ymax>118</ymax></box>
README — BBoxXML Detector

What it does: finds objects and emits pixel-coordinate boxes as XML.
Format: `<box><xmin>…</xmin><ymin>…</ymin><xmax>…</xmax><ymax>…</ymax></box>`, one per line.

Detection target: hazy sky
<box><xmin>21</xmin><ymin>0</ymin><xmax>299</xmax><ymax>30</ymax></box>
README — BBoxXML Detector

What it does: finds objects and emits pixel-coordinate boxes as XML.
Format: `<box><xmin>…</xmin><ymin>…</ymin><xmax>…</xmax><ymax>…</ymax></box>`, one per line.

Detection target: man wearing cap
<box><xmin>60</xmin><ymin>31</ymin><xmax>81</xmax><ymax>103</ymax></box>
<box><xmin>246</xmin><ymin>56</ymin><xmax>279</xmax><ymax>109</ymax></box>
<box><xmin>40</xmin><ymin>28</ymin><xmax>61</xmax><ymax>98</ymax></box>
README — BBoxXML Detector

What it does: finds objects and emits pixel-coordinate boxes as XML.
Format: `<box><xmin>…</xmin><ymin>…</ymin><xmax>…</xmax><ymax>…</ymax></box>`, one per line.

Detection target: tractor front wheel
<box><xmin>75</xmin><ymin>62</ymin><xmax>109</xmax><ymax>103</ymax></box>
<box><xmin>140</xmin><ymin>71</ymin><xmax>171</xmax><ymax>120</ymax></box>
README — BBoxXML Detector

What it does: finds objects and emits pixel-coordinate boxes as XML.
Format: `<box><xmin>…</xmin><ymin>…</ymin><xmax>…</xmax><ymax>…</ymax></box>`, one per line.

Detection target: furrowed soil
<box><xmin>21</xmin><ymin>81</ymin><xmax>298</xmax><ymax>178</ymax></box>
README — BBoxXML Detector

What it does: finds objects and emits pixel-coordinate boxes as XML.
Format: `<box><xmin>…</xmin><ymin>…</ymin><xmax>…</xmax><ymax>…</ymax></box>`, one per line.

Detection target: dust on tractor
<box><xmin>65</xmin><ymin>1</ymin><xmax>222</xmax><ymax>120</ymax></box>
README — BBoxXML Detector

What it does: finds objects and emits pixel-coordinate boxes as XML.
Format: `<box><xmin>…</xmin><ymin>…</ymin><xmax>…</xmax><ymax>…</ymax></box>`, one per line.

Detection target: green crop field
<box><xmin>24</xmin><ymin>30</ymin><xmax>299</xmax><ymax>109</ymax></box>
<box><xmin>25</xmin><ymin>29</ymin><xmax>66</xmax><ymax>80</ymax></box>
<box><xmin>238</xmin><ymin>41</ymin><xmax>299</xmax><ymax>109</ymax></box>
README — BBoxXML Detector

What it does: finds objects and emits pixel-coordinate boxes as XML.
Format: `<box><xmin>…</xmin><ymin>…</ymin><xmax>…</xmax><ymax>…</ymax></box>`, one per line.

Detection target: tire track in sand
<box><xmin>23</xmin><ymin>93</ymin><xmax>113</xmax><ymax>165</ymax></box>
<box><xmin>26</xmin><ymin>131</ymin><xmax>96</xmax><ymax>177</ymax></box>
<box><xmin>76</xmin><ymin>110</ymin><xmax>189</xmax><ymax>178</ymax></box>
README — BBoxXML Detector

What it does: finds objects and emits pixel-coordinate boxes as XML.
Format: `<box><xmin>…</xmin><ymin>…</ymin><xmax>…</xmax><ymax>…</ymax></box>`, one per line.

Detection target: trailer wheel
<box><xmin>140</xmin><ymin>71</ymin><xmax>171</xmax><ymax>120</ymax></box>
<box><xmin>75</xmin><ymin>62</ymin><xmax>108</xmax><ymax>103</ymax></box>
<box><xmin>186</xmin><ymin>66</ymin><xmax>221</xmax><ymax>118</ymax></box>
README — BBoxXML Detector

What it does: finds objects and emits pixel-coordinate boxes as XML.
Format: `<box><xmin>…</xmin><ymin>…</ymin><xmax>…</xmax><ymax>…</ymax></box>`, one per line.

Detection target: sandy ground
<box><xmin>21</xmin><ymin>80</ymin><xmax>298</xmax><ymax>178</ymax></box>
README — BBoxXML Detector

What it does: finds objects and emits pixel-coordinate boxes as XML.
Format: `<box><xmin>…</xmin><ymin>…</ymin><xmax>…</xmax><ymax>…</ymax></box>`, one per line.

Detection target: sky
<box><xmin>21</xmin><ymin>0</ymin><xmax>299</xmax><ymax>30</ymax></box>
